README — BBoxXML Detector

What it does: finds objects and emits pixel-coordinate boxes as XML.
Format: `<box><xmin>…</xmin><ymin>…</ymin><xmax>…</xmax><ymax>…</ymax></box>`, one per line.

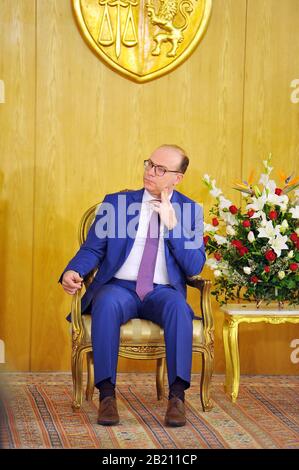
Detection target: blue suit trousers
<box><xmin>91</xmin><ymin>278</ymin><xmax>194</xmax><ymax>389</ymax></box>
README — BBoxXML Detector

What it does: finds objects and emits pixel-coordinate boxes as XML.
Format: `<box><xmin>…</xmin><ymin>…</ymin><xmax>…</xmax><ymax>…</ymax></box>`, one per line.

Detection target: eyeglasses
<box><xmin>143</xmin><ymin>159</ymin><xmax>182</xmax><ymax>177</ymax></box>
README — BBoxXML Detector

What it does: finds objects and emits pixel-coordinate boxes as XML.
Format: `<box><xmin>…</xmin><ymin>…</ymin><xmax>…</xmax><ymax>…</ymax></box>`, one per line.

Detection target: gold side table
<box><xmin>221</xmin><ymin>303</ymin><xmax>299</xmax><ymax>403</ymax></box>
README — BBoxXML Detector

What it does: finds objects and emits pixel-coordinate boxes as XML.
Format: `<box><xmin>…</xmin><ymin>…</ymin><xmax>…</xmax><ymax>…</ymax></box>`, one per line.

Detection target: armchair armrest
<box><xmin>71</xmin><ymin>268</ymin><xmax>97</xmax><ymax>346</ymax></box>
<box><xmin>187</xmin><ymin>276</ymin><xmax>214</xmax><ymax>345</ymax></box>
<box><xmin>71</xmin><ymin>288</ymin><xmax>84</xmax><ymax>349</ymax></box>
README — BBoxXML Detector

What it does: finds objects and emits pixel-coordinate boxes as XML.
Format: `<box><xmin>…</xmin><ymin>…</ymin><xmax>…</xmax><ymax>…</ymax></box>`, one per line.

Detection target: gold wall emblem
<box><xmin>72</xmin><ymin>0</ymin><xmax>212</xmax><ymax>83</ymax></box>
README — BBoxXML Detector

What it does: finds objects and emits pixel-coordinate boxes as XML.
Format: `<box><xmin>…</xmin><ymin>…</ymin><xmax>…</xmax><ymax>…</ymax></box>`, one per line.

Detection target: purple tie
<box><xmin>136</xmin><ymin>210</ymin><xmax>160</xmax><ymax>301</ymax></box>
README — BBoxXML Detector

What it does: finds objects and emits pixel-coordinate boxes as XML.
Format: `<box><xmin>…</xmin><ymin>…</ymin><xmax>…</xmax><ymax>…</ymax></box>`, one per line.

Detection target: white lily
<box><xmin>210</xmin><ymin>187</ymin><xmax>223</xmax><ymax>198</ymax></box>
<box><xmin>204</xmin><ymin>222</ymin><xmax>218</xmax><ymax>233</ymax></box>
<box><xmin>206</xmin><ymin>258</ymin><xmax>219</xmax><ymax>270</ymax></box>
<box><xmin>267</xmin><ymin>193</ymin><xmax>289</xmax><ymax>208</ymax></box>
<box><xmin>203</xmin><ymin>175</ymin><xmax>223</xmax><ymax>199</ymax></box>
<box><xmin>257</xmin><ymin>220</ymin><xmax>281</xmax><ymax>240</ymax></box>
<box><xmin>226</xmin><ymin>225</ymin><xmax>236</xmax><ymax>236</ymax></box>
<box><xmin>214</xmin><ymin>235</ymin><xmax>228</xmax><ymax>245</ymax></box>
<box><xmin>246</xmin><ymin>192</ymin><xmax>268</xmax><ymax>218</ymax></box>
<box><xmin>289</xmin><ymin>206</ymin><xmax>299</xmax><ymax>219</ymax></box>
<box><xmin>220</xmin><ymin>209</ymin><xmax>238</xmax><ymax>226</ymax></box>
<box><xmin>218</xmin><ymin>260</ymin><xmax>230</xmax><ymax>276</ymax></box>
<box><xmin>259</xmin><ymin>173</ymin><xmax>269</xmax><ymax>187</ymax></box>
<box><xmin>243</xmin><ymin>267</ymin><xmax>252</xmax><ymax>275</ymax></box>
<box><xmin>219</xmin><ymin>196</ymin><xmax>233</xmax><ymax>210</ymax></box>
<box><xmin>214</xmin><ymin>270</ymin><xmax>222</xmax><ymax>278</ymax></box>
<box><xmin>265</xmin><ymin>180</ymin><xmax>277</xmax><ymax>194</ymax></box>
<box><xmin>269</xmin><ymin>234</ymin><xmax>288</xmax><ymax>257</ymax></box>
<box><xmin>259</xmin><ymin>175</ymin><xmax>276</xmax><ymax>193</ymax></box>
<box><xmin>259</xmin><ymin>214</ymin><xmax>268</xmax><ymax>226</ymax></box>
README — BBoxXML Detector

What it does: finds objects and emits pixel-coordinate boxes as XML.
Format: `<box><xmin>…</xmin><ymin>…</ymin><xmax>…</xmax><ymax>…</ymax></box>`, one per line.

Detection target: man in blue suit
<box><xmin>61</xmin><ymin>144</ymin><xmax>205</xmax><ymax>427</ymax></box>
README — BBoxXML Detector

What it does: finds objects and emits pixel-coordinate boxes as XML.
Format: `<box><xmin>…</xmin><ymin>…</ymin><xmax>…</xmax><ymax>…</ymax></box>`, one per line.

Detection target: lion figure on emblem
<box><xmin>146</xmin><ymin>0</ymin><xmax>194</xmax><ymax>57</ymax></box>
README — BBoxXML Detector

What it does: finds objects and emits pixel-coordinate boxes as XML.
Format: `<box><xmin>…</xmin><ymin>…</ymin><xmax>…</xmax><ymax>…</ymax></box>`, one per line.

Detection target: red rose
<box><xmin>289</xmin><ymin>263</ymin><xmax>298</xmax><ymax>272</ymax></box>
<box><xmin>212</xmin><ymin>217</ymin><xmax>219</xmax><ymax>226</ymax></box>
<box><xmin>242</xmin><ymin>220</ymin><xmax>251</xmax><ymax>228</ymax></box>
<box><xmin>203</xmin><ymin>235</ymin><xmax>210</xmax><ymax>246</ymax></box>
<box><xmin>238</xmin><ymin>247</ymin><xmax>249</xmax><ymax>256</ymax></box>
<box><xmin>269</xmin><ymin>210</ymin><xmax>278</xmax><ymax>220</ymax></box>
<box><xmin>290</xmin><ymin>233</ymin><xmax>298</xmax><ymax>242</ymax></box>
<box><xmin>231</xmin><ymin>239</ymin><xmax>243</xmax><ymax>249</ymax></box>
<box><xmin>229</xmin><ymin>205</ymin><xmax>238</xmax><ymax>214</ymax></box>
<box><xmin>275</xmin><ymin>188</ymin><xmax>283</xmax><ymax>195</ymax></box>
<box><xmin>265</xmin><ymin>249</ymin><xmax>276</xmax><ymax>262</ymax></box>
<box><xmin>214</xmin><ymin>253</ymin><xmax>222</xmax><ymax>261</ymax></box>
<box><xmin>250</xmin><ymin>276</ymin><xmax>259</xmax><ymax>283</ymax></box>
<box><xmin>264</xmin><ymin>266</ymin><xmax>270</xmax><ymax>273</ymax></box>
<box><xmin>247</xmin><ymin>209</ymin><xmax>255</xmax><ymax>218</ymax></box>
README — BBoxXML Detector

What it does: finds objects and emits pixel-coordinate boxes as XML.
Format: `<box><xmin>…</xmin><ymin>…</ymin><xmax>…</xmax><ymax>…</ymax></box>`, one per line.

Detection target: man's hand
<box><xmin>150</xmin><ymin>188</ymin><xmax>178</xmax><ymax>230</ymax></box>
<box><xmin>62</xmin><ymin>270</ymin><xmax>83</xmax><ymax>295</ymax></box>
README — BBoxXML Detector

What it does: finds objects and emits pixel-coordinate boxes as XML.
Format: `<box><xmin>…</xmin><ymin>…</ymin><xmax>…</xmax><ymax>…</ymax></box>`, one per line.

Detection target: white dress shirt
<box><xmin>114</xmin><ymin>189</ymin><xmax>171</xmax><ymax>284</ymax></box>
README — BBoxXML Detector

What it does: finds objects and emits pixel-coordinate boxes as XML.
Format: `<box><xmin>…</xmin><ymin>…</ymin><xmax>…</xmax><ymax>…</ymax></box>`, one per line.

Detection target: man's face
<box><xmin>143</xmin><ymin>147</ymin><xmax>184</xmax><ymax>197</ymax></box>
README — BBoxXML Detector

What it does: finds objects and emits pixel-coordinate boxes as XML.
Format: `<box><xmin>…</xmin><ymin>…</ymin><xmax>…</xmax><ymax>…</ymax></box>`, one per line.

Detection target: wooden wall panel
<box><xmin>30</xmin><ymin>0</ymin><xmax>246</xmax><ymax>373</ymax></box>
<box><xmin>1</xmin><ymin>0</ymin><xmax>298</xmax><ymax>375</ymax></box>
<box><xmin>0</xmin><ymin>0</ymin><xmax>35</xmax><ymax>370</ymax></box>
<box><xmin>240</xmin><ymin>0</ymin><xmax>299</xmax><ymax>374</ymax></box>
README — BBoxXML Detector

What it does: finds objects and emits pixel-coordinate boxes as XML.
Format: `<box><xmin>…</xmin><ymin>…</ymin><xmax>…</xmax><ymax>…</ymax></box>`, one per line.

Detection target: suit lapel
<box><xmin>164</xmin><ymin>190</ymin><xmax>181</xmax><ymax>281</ymax></box>
<box><xmin>170</xmin><ymin>189</ymin><xmax>180</xmax><ymax>205</ymax></box>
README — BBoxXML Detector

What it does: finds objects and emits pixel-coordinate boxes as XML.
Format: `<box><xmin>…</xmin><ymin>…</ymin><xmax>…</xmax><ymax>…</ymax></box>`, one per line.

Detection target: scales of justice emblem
<box><xmin>97</xmin><ymin>0</ymin><xmax>139</xmax><ymax>59</ymax></box>
<box><xmin>72</xmin><ymin>0</ymin><xmax>212</xmax><ymax>82</ymax></box>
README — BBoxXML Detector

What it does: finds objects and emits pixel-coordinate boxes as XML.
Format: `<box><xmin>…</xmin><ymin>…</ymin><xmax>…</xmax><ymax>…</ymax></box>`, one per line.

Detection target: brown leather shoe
<box><xmin>164</xmin><ymin>396</ymin><xmax>186</xmax><ymax>427</ymax></box>
<box><xmin>97</xmin><ymin>397</ymin><xmax>120</xmax><ymax>426</ymax></box>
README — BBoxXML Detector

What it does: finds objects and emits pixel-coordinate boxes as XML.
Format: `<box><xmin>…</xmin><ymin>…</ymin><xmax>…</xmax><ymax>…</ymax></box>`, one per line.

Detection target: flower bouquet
<box><xmin>203</xmin><ymin>156</ymin><xmax>299</xmax><ymax>306</ymax></box>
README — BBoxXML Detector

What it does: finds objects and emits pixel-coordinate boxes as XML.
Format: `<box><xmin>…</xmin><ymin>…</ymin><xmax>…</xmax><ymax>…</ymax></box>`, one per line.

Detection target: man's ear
<box><xmin>174</xmin><ymin>173</ymin><xmax>184</xmax><ymax>186</ymax></box>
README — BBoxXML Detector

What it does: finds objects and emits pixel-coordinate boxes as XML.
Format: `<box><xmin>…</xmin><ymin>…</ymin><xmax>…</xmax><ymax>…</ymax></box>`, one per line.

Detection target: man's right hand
<box><xmin>62</xmin><ymin>270</ymin><xmax>83</xmax><ymax>295</ymax></box>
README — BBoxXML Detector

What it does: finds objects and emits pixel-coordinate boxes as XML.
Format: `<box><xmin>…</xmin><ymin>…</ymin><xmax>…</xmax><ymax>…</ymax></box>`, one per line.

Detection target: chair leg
<box><xmin>200</xmin><ymin>349</ymin><xmax>213</xmax><ymax>411</ymax></box>
<box><xmin>156</xmin><ymin>357</ymin><xmax>166</xmax><ymax>400</ymax></box>
<box><xmin>71</xmin><ymin>347</ymin><xmax>85</xmax><ymax>410</ymax></box>
<box><xmin>71</xmin><ymin>347</ymin><xmax>77</xmax><ymax>406</ymax></box>
<box><xmin>86</xmin><ymin>351</ymin><xmax>95</xmax><ymax>401</ymax></box>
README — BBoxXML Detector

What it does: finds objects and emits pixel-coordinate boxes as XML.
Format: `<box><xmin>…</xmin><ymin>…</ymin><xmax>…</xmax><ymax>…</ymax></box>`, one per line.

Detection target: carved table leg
<box><xmin>223</xmin><ymin>316</ymin><xmax>240</xmax><ymax>402</ymax></box>
<box><xmin>227</xmin><ymin>318</ymin><xmax>240</xmax><ymax>403</ymax></box>
<box><xmin>223</xmin><ymin>317</ymin><xmax>233</xmax><ymax>396</ymax></box>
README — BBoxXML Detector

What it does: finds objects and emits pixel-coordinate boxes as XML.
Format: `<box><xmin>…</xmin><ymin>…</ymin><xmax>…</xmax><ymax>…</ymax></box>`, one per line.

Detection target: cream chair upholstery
<box><xmin>71</xmin><ymin>196</ymin><xmax>214</xmax><ymax>412</ymax></box>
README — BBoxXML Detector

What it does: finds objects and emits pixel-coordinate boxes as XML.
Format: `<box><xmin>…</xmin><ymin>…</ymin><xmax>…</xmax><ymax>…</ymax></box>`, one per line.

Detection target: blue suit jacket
<box><xmin>61</xmin><ymin>188</ymin><xmax>205</xmax><ymax>314</ymax></box>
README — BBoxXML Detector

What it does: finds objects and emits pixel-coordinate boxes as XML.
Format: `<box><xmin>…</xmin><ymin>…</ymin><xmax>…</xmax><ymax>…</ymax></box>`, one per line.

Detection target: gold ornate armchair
<box><xmin>71</xmin><ymin>198</ymin><xmax>214</xmax><ymax>412</ymax></box>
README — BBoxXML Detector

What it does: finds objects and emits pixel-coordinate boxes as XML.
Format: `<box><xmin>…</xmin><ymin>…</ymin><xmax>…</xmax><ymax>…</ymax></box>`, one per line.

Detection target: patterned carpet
<box><xmin>0</xmin><ymin>373</ymin><xmax>298</xmax><ymax>449</ymax></box>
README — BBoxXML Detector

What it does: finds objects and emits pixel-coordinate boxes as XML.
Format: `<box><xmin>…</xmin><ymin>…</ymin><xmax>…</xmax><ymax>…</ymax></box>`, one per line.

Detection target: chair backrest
<box><xmin>78</xmin><ymin>203</ymin><xmax>100</xmax><ymax>246</ymax></box>
<box><xmin>78</xmin><ymin>190</ymin><xmax>135</xmax><ymax>288</ymax></box>
<box><xmin>78</xmin><ymin>189</ymin><xmax>135</xmax><ymax>246</ymax></box>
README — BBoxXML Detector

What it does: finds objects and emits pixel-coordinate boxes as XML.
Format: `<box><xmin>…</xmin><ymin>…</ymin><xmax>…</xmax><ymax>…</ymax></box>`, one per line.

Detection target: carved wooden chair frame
<box><xmin>71</xmin><ymin>195</ymin><xmax>214</xmax><ymax>412</ymax></box>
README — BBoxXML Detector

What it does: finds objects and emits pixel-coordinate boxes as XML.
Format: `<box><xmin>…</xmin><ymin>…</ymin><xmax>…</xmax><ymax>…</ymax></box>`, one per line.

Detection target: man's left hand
<box><xmin>150</xmin><ymin>188</ymin><xmax>178</xmax><ymax>230</ymax></box>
